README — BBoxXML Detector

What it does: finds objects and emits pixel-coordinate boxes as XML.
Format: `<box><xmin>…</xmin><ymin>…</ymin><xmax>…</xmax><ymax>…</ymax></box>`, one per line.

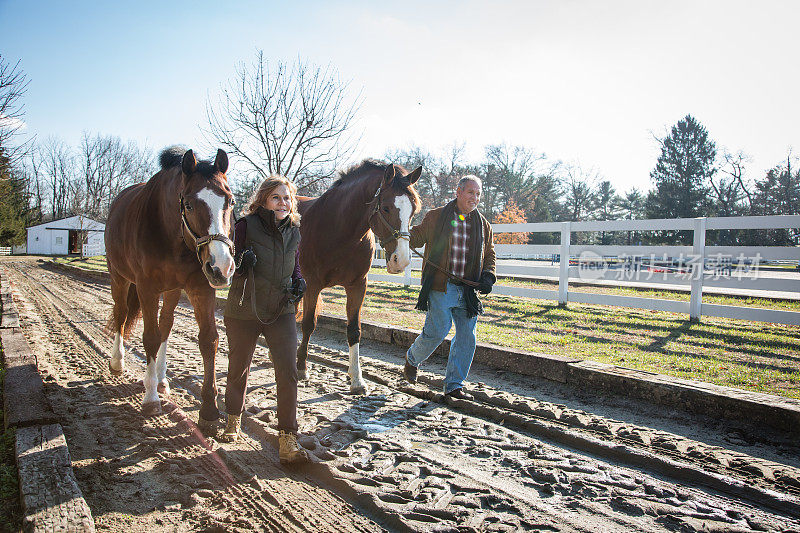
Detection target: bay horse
<box><xmin>297</xmin><ymin>160</ymin><xmax>421</xmax><ymax>393</ymax></box>
<box><xmin>105</xmin><ymin>147</ymin><xmax>235</xmax><ymax>428</ymax></box>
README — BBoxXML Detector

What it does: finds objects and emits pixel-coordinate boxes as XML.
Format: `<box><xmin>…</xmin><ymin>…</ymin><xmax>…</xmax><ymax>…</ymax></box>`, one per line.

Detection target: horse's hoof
<box><xmin>349</xmin><ymin>384</ymin><xmax>368</xmax><ymax>395</ymax></box>
<box><xmin>197</xmin><ymin>417</ymin><xmax>219</xmax><ymax>437</ymax></box>
<box><xmin>297</xmin><ymin>367</ymin><xmax>307</xmax><ymax>381</ymax></box>
<box><xmin>108</xmin><ymin>361</ymin><xmax>123</xmax><ymax>376</ymax></box>
<box><xmin>141</xmin><ymin>401</ymin><xmax>162</xmax><ymax>417</ymax></box>
<box><xmin>157</xmin><ymin>381</ymin><xmax>170</xmax><ymax>395</ymax></box>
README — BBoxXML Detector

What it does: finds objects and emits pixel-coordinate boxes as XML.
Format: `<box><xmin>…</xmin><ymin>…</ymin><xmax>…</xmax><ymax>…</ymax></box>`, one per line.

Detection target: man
<box><xmin>403</xmin><ymin>175</ymin><xmax>496</xmax><ymax>400</ymax></box>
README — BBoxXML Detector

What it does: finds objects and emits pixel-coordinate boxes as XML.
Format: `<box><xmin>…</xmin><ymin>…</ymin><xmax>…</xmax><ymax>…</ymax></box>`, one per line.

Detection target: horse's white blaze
<box><xmin>110</xmin><ymin>331</ymin><xmax>125</xmax><ymax>372</ymax></box>
<box><xmin>156</xmin><ymin>340</ymin><xmax>169</xmax><ymax>393</ymax></box>
<box><xmin>143</xmin><ymin>358</ymin><xmax>160</xmax><ymax>406</ymax></box>
<box><xmin>197</xmin><ymin>187</ymin><xmax>235</xmax><ymax>280</ymax></box>
<box><xmin>388</xmin><ymin>195</ymin><xmax>413</xmax><ymax>272</ymax></box>
<box><xmin>349</xmin><ymin>343</ymin><xmax>364</xmax><ymax>390</ymax></box>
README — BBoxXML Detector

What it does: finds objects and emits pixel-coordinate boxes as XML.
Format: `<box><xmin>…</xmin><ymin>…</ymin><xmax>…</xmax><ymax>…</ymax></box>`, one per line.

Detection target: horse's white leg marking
<box><xmin>156</xmin><ymin>340</ymin><xmax>169</xmax><ymax>395</ymax></box>
<box><xmin>110</xmin><ymin>331</ymin><xmax>125</xmax><ymax>372</ymax></box>
<box><xmin>143</xmin><ymin>357</ymin><xmax>160</xmax><ymax>406</ymax></box>
<box><xmin>196</xmin><ymin>188</ymin><xmax>235</xmax><ymax>282</ymax></box>
<box><xmin>349</xmin><ymin>343</ymin><xmax>365</xmax><ymax>391</ymax></box>
<box><xmin>389</xmin><ymin>195</ymin><xmax>413</xmax><ymax>272</ymax></box>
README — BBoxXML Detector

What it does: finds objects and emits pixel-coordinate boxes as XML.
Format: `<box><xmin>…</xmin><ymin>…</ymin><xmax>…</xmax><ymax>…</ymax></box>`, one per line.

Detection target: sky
<box><xmin>1</xmin><ymin>0</ymin><xmax>798</xmax><ymax>193</ymax></box>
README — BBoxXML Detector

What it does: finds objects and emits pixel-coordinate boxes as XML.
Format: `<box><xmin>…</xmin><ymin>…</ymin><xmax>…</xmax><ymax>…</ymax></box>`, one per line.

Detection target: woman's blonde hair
<box><xmin>243</xmin><ymin>175</ymin><xmax>301</xmax><ymax>224</ymax></box>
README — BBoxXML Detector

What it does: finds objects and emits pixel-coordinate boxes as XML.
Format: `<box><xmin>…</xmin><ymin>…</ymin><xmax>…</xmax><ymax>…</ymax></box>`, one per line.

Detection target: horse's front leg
<box><xmin>345</xmin><ymin>280</ymin><xmax>368</xmax><ymax>395</ymax></box>
<box><xmin>297</xmin><ymin>283</ymin><xmax>322</xmax><ymax>381</ymax></box>
<box><xmin>156</xmin><ymin>289</ymin><xmax>181</xmax><ymax>395</ymax></box>
<box><xmin>186</xmin><ymin>284</ymin><xmax>221</xmax><ymax>430</ymax></box>
<box><xmin>138</xmin><ymin>287</ymin><xmax>163</xmax><ymax>416</ymax></box>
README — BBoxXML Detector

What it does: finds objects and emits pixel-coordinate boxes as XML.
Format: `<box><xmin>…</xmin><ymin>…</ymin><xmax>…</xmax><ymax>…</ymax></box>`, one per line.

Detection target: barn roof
<box><xmin>26</xmin><ymin>216</ymin><xmax>105</xmax><ymax>232</ymax></box>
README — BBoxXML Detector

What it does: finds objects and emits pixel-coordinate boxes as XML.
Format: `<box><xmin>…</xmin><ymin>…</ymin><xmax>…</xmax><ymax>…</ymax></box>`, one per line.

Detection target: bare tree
<box><xmin>79</xmin><ymin>132</ymin><xmax>153</xmax><ymax>219</ymax></box>
<box><xmin>715</xmin><ymin>149</ymin><xmax>753</xmax><ymax>211</ymax></box>
<box><xmin>205</xmin><ymin>52</ymin><xmax>362</xmax><ymax>196</ymax></box>
<box><xmin>385</xmin><ymin>142</ymin><xmax>469</xmax><ymax>218</ymax></box>
<box><xmin>40</xmin><ymin>137</ymin><xmax>74</xmax><ymax>220</ymax></box>
<box><xmin>562</xmin><ymin>163</ymin><xmax>598</xmax><ymax>222</ymax></box>
<box><xmin>486</xmin><ymin>144</ymin><xmax>545</xmax><ymax>204</ymax></box>
<box><xmin>0</xmin><ymin>55</ymin><xmax>31</xmax><ymax>167</ymax></box>
<box><xmin>21</xmin><ymin>150</ymin><xmax>44</xmax><ymax>222</ymax></box>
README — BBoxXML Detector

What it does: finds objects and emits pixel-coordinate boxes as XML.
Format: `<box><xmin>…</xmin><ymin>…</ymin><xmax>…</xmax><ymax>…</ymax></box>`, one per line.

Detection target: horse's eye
<box><xmin>382</xmin><ymin>206</ymin><xmax>389</xmax><ymax>213</ymax></box>
<box><xmin>185</xmin><ymin>203</ymin><xmax>194</xmax><ymax>212</ymax></box>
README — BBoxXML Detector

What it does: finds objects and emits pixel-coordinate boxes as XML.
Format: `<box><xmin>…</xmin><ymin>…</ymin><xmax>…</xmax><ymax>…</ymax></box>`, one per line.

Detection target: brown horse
<box><xmin>297</xmin><ymin>160</ymin><xmax>421</xmax><ymax>393</ymax></box>
<box><xmin>105</xmin><ymin>147</ymin><xmax>235</xmax><ymax>426</ymax></box>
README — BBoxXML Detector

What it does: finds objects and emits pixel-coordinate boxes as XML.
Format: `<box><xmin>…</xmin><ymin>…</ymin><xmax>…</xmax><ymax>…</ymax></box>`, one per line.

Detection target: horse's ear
<box><xmin>214</xmin><ymin>149</ymin><xmax>229</xmax><ymax>175</ymax></box>
<box><xmin>383</xmin><ymin>164</ymin><xmax>396</xmax><ymax>184</ymax></box>
<box><xmin>406</xmin><ymin>166</ymin><xmax>422</xmax><ymax>185</ymax></box>
<box><xmin>182</xmin><ymin>149</ymin><xmax>197</xmax><ymax>176</ymax></box>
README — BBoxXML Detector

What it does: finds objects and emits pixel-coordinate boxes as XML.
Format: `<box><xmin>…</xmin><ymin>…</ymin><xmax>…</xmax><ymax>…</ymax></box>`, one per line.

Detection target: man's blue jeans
<box><xmin>406</xmin><ymin>282</ymin><xmax>478</xmax><ymax>394</ymax></box>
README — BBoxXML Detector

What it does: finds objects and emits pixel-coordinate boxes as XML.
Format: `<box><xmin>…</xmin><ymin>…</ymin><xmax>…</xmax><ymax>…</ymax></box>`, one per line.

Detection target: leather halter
<box><xmin>367</xmin><ymin>183</ymin><xmax>410</xmax><ymax>249</ymax></box>
<box><xmin>179</xmin><ymin>194</ymin><xmax>235</xmax><ymax>262</ymax></box>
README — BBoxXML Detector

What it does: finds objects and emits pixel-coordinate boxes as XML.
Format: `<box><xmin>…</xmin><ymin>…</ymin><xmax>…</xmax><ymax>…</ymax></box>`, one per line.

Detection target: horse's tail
<box><xmin>121</xmin><ymin>284</ymin><xmax>142</xmax><ymax>339</ymax></box>
<box><xmin>107</xmin><ymin>284</ymin><xmax>142</xmax><ymax>339</ymax></box>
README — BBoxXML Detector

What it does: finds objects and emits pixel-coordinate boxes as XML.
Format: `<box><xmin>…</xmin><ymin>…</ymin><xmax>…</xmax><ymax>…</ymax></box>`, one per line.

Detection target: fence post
<box><xmin>403</xmin><ymin>262</ymin><xmax>412</xmax><ymax>288</ymax></box>
<box><xmin>558</xmin><ymin>222</ymin><xmax>570</xmax><ymax>306</ymax></box>
<box><xmin>690</xmin><ymin>217</ymin><xmax>706</xmax><ymax>322</ymax></box>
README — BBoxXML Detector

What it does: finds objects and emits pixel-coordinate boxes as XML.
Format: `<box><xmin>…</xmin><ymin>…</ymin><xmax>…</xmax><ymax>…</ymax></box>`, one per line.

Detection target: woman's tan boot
<box><xmin>218</xmin><ymin>414</ymin><xmax>241</xmax><ymax>443</ymax></box>
<box><xmin>279</xmin><ymin>430</ymin><xmax>310</xmax><ymax>464</ymax></box>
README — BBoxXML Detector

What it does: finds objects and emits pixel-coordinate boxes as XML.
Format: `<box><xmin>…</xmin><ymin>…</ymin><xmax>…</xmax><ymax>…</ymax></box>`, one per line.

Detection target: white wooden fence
<box><xmin>0</xmin><ymin>247</ymin><xmax>11</xmax><ymax>256</ymax></box>
<box><xmin>370</xmin><ymin>215</ymin><xmax>800</xmax><ymax>326</ymax></box>
<box><xmin>81</xmin><ymin>242</ymin><xmax>105</xmax><ymax>258</ymax></box>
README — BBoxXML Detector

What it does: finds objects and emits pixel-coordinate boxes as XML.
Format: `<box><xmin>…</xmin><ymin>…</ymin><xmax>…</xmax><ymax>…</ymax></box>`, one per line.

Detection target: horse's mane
<box><xmin>158</xmin><ymin>146</ymin><xmax>220</xmax><ymax>179</ymax></box>
<box><xmin>330</xmin><ymin>159</ymin><xmax>421</xmax><ymax>214</ymax></box>
<box><xmin>331</xmin><ymin>159</ymin><xmax>387</xmax><ymax>187</ymax></box>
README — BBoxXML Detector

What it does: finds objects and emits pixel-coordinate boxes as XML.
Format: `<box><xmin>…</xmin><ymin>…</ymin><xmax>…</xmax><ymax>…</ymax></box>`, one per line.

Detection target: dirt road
<box><xmin>4</xmin><ymin>257</ymin><xmax>800</xmax><ymax>532</ymax></box>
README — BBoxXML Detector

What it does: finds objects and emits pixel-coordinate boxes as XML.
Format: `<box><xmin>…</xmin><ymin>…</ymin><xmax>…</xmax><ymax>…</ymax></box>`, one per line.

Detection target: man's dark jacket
<box><xmin>409</xmin><ymin>199</ymin><xmax>496</xmax><ymax>318</ymax></box>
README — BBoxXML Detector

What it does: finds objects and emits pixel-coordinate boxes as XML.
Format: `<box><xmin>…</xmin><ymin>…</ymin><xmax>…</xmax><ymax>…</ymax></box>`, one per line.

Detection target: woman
<box><xmin>220</xmin><ymin>176</ymin><xmax>309</xmax><ymax>465</ymax></box>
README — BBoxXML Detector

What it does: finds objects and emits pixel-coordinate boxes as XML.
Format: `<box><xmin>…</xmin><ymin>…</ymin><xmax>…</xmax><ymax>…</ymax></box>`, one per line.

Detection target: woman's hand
<box><xmin>288</xmin><ymin>278</ymin><xmax>306</xmax><ymax>303</ymax></box>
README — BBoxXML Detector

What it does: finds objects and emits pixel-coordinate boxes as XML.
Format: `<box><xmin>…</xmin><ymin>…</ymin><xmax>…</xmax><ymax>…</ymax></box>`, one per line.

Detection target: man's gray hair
<box><xmin>457</xmin><ymin>175</ymin><xmax>482</xmax><ymax>190</ymax></box>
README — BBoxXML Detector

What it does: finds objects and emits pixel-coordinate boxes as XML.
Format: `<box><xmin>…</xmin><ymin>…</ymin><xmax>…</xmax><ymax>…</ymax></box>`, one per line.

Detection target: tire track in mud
<box><xmin>5</xmin><ymin>261</ymin><xmax>383</xmax><ymax>533</ymax></box>
<box><xmin>6</xmin><ymin>260</ymin><xmax>800</xmax><ymax>532</ymax></box>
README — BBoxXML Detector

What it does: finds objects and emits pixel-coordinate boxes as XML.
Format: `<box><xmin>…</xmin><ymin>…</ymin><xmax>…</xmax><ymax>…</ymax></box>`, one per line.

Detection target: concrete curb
<box><xmin>1</xmin><ymin>266</ymin><xmax>96</xmax><ymax>532</ymax></box>
<box><xmin>50</xmin><ymin>260</ymin><xmax>800</xmax><ymax>436</ymax></box>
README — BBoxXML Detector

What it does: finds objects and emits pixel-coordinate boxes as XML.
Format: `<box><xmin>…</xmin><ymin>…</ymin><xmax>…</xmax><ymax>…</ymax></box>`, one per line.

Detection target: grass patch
<box><xmin>55</xmin><ymin>256</ymin><xmax>800</xmax><ymax>398</ymax></box>
<box><xmin>56</xmin><ymin>255</ymin><xmax>108</xmax><ymax>272</ymax></box>
<box><xmin>0</xmin><ymin>354</ymin><xmax>22</xmax><ymax>532</ymax></box>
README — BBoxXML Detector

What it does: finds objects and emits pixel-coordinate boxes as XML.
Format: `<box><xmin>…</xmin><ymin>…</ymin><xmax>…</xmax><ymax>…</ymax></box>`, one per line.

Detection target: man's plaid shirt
<box><xmin>448</xmin><ymin>212</ymin><xmax>470</xmax><ymax>278</ymax></box>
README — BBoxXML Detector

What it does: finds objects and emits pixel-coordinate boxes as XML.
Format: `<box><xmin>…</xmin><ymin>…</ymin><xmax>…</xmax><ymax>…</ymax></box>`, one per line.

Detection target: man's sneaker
<box><xmin>403</xmin><ymin>358</ymin><xmax>418</xmax><ymax>383</ymax></box>
<box><xmin>445</xmin><ymin>388</ymin><xmax>473</xmax><ymax>401</ymax></box>
<box><xmin>279</xmin><ymin>430</ymin><xmax>311</xmax><ymax>465</ymax></box>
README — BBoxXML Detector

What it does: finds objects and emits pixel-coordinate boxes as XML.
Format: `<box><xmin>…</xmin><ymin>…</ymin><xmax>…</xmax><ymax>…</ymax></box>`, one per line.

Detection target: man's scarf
<box><xmin>415</xmin><ymin>199</ymin><xmax>485</xmax><ymax>318</ymax></box>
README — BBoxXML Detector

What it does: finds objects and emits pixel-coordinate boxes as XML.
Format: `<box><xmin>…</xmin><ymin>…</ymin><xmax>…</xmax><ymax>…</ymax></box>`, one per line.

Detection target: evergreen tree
<box><xmin>645</xmin><ymin>114</ymin><xmax>716</xmax><ymax>243</ymax></box>
<box><xmin>0</xmin><ymin>147</ymin><xmax>31</xmax><ymax>245</ymax></box>
<box><xmin>618</xmin><ymin>188</ymin><xmax>646</xmax><ymax>245</ymax></box>
<box><xmin>646</xmin><ymin>115</ymin><xmax>716</xmax><ymax>220</ymax></box>
<box><xmin>749</xmin><ymin>160</ymin><xmax>800</xmax><ymax>245</ymax></box>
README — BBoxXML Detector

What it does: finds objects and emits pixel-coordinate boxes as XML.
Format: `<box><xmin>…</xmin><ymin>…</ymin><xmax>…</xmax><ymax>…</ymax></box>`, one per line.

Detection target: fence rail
<box><xmin>371</xmin><ymin>215</ymin><xmax>800</xmax><ymax>326</ymax></box>
<box><xmin>81</xmin><ymin>242</ymin><xmax>105</xmax><ymax>258</ymax></box>
<box><xmin>0</xmin><ymin>247</ymin><xmax>10</xmax><ymax>256</ymax></box>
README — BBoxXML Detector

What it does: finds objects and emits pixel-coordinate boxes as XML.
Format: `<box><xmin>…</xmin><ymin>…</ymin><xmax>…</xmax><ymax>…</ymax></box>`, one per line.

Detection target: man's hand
<box><xmin>238</xmin><ymin>248</ymin><xmax>257</xmax><ymax>271</ymax></box>
<box><xmin>477</xmin><ymin>271</ymin><xmax>495</xmax><ymax>295</ymax></box>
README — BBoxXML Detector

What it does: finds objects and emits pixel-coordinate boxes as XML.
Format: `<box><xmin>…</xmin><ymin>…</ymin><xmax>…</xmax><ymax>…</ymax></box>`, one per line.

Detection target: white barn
<box><xmin>26</xmin><ymin>216</ymin><xmax>106</xmax><ymax>256</ymax></box>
